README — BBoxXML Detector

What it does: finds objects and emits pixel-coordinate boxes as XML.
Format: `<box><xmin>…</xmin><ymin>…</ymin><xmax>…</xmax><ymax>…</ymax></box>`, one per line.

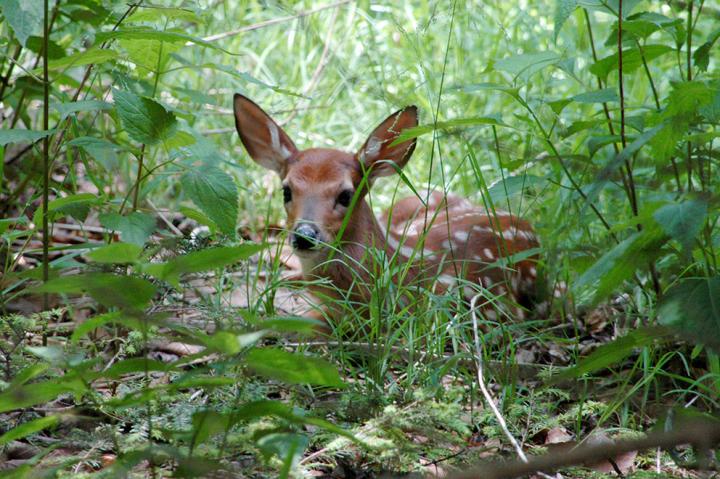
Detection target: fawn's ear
<box><xmin>357</xmin><ymin>106</ymin><xmax>418</xmax><ymax>181</ymax></box>
<box><xmin>233</xmin><ymin>94</ymin><xmax>298</xmax><ymax>175</ymax></box>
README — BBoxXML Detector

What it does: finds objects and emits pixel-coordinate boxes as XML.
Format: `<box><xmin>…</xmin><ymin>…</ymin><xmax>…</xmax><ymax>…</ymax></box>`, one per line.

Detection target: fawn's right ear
<box><xmin>233</xmin><ymin>94</ymin><xmax>298</xmax><ymax>175</ymax></box>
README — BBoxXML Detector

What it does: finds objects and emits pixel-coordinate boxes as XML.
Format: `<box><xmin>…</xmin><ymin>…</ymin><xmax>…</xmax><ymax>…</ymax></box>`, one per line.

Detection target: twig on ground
<box><xmin>450</xmin><ymin>418</ymin><xmax>720</xmax><ymax>479</ymax></box>
<box><xmin>467</xmin><ymin>295</ymin><xmax>555</xmax><ymax>479</ymax></box>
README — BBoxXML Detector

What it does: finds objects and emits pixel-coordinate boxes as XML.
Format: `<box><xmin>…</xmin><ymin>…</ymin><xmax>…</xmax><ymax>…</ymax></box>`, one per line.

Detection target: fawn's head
<box><xmin>233</xmin><ymin>94</ymin><xmax>417</xmax><ymax>257</ymax></box>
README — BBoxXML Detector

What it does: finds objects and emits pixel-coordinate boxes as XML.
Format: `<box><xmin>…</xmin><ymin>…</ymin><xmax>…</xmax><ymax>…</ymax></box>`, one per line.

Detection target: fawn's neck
<box><xmin>304</xmin><ymin>199</ymin><xmax>395</xmax><ymax>295</ymax></box>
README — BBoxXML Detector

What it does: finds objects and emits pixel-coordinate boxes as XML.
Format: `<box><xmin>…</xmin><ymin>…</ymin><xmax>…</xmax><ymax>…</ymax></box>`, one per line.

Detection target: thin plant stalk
<box><xmin>42</xmin><ymin>0</ymin><xmax>50</xmax><ymax>316</ymax></box>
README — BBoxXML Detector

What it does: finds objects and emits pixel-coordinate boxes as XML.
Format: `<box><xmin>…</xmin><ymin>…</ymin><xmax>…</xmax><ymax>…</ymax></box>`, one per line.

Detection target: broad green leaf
<box><xmin>181</xmin><ymin>167</ymin><xmax>238</xmax><ymax>238</ymax></box>
<box><xmin>0</xmin><ymin>128</ymin><xmax>57</xmax><ymax>146</ymax></box>
<box><xmin>391</xmin><ymin>117</ymin><xmax>507</xmax><ymax>146</ymax></box>
<box><xmin>129</xmin><ymin>7</ymin><xmax>202</xmax><ymax>24</ymax></box>
<box><xmin>195</xmin><ymin>330</ymin><xmax>265</xmax><ymax>355</ymax></box>
<box><xmin>95</xmin><ymin>27</ymin><xmax>233</xmax><ymax>54</ymax></box>
<box><xmin>487</xmin><ymin>175</ymin><xmax>544</xmax><ymax>203</ymax></box>
<box><xmin>32</xmin><ymin>193</ymin><xmax>100</xmax><ymax>225</ymax></box>
<box><xmin>495</xmin><ymin>52</ymin><xmax>562</xmax><ymax>79</ymax></box>
<box><xmin>0</xmin><ymin>379</ymin><xmax>87</xmax><ymax>414</ymax></box>
<box><xmin>0</xmin><ymin>415</ymin><xmax>60</xmax><ymax>446</ymax></box>
<box><xmin>232</xmin><ymin>400</ymin><xmax>356</xmax><ymax>441</ymax></box>
<box><xmin>189</xmin><ymin>410</ymin><xmax>231</xmax><ymax>449</ymax></box>
<box><xmin>113</xmin><ymin>89</ymin><xmax>178</xmax><ymax>145</ymax></box>
<box><xmin>71</xmin><ymin>311</ymin><xmax>126</xmax><ymax>343</ymax></box>
<box><xmin>36</xmin><ymin>273</ymin><xmax>157</xmax><ymax>310</ymax></box>
<box><xmin>86</xmin><ymin>242</ymin><xmax>143</xmax><ymax>264</ymax></box>
<box><xmin>574</xmin><ymin>224</ymin><xmax>667</xmax><ymax>306</ymax></box>
<box><xmin>553</xmin><ymin>327</ymin><xmax>670</xmax><ymax>380</ymax></box>
<box><xmin>246</xmin><ymin>348</ymin><xmax>345</xmax><ymax>387</ymax></box>
<box><xmin>120</xmin><ymin>37</ymin><xmax>182</xmax><ymax>73</ymax></box>
<box><xmin>53</xmin><ymin>100</ymin><xmax>112</xmax><ymax>120</ymax></box>
<box><xmin>693</xmin><ymin>28</ymin><xmax>720</xmax><ymax>72</ymax></box>
<box><xmin>67</xmin><ymin>136</ymin><xmax>120</xmax><ymax>171</ymax></box>
<box><xmin>659</xmin><ymin>277</ymin><xmax>720</xmax><ymax>350</ymax></box>
<box><xmin>99</xmin><ymin>211</ymin><xmax>156</xmax><ymax>246</ymax></box>
<box><xmin>146</xmin><ymin>245</ymin><xmax>265</xmax><ymax>286</ymax></box>
<box><xmin>589</xmin><ymin>44</ymin><xmax>673</xmax><ymax>79</ymax></box>
<box><xmin>653</xmin><ymin>199</ymin><xmax>707</xmax><ymax>252</ymax></box>
<box><xmin>662</xmin><ymin>81</ymin><xmax>714</xmax><ymax>118</ymax></box>
<box><xmin>579</xmin><ymin>0</ymin><xmax>642</xmax><ymax>17</ymax></box>
<box><xmin>585</xmin><ymin>124</ymin><xmax>663</xmax><ymax>204</ymax></box>
<box><xmin>699</xmin><ymin>88</ymin><xmax>720</xmax><ymax>123</ymax></box>
<box><xmin>573</xmin><ymin>88</ymin><xmax>619</xmax><ymax>103</ymax></box>
<box><xmin>0</xmin><ymin>0</ymin><xmax>42</xmax><ymax>46</ymax></box>
<box><xmin>553</xmin><ymin>0</ymin><xmax>577</xmax><ymax>42</ymax></box>
<box><xmin>256</xmin><ymin>432</ymin><xmax>308</xmax><ymax>475</ymax></box>
<box><xmin>41</xmin><ymin>48</ymin><xmax>118</xmax><ymax>72</ymax></box>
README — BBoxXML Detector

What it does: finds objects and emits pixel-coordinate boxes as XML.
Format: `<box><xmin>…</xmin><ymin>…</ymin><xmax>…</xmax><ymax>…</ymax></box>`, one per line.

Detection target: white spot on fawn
<box><xmin>483</xmin><ymin>248</ymin><xmax>495</xmax><ymax>259</ymax></box>
<box><xmin>454</xmin><ymin>230</ymin><xmax>469</xmax><ymax>242</ymax></box>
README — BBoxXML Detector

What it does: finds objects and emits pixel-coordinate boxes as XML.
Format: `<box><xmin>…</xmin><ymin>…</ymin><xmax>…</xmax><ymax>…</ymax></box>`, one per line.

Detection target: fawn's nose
<box><xmin>292</xmin><ymin>223</ymin><xmax>320</xmax><ymax>250</ymax></box>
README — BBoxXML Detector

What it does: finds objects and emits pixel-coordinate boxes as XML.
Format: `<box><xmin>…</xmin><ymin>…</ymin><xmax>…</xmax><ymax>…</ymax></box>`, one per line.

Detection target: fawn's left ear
<box><xmin>233</xmin><ymin>94</ymin><xmax>298</xmax><ymax>176</ymax></box>
<box><xmin>357</xmin><ymin>106</ymin><xmax>418</xmax><ymax>181</ymax></box>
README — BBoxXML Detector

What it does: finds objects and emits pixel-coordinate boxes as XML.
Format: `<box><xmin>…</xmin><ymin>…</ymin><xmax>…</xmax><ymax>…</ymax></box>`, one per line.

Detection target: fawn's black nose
<box><xmin>292</xmin><ymin>224</ymin><xmax>320</xmax><ymax>250</ymax></box>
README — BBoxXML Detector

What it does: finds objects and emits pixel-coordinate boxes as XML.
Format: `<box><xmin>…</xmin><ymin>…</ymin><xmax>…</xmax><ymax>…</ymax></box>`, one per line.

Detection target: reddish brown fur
<box><xmin>233</xmin><ymin>94</ymin><xmax>540</xmax><ymax>327</ymax></box>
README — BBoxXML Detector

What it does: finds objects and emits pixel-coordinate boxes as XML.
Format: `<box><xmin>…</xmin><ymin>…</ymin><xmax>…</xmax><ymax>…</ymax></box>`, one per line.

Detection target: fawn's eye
<box><xmin>337</xmin><ymin>189</ymin><xmax>353</xmax><ymax>208</ymax></box>
<box><xmin>282</xmin><ymin>185</ymin><xmax>292</xmax><ymax>203</ymax></box>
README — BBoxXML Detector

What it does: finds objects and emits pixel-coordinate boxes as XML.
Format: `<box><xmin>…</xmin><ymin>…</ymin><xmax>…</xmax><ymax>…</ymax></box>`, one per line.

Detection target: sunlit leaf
<box><xmin>0</xmin><ymin>0</ymin><xmax>42</xmax><ymax>46</ymax></box>
<box><xmin>86</xmin><ymin>242</ymin><xmax>143</xmax><ymax>264</ymax></box>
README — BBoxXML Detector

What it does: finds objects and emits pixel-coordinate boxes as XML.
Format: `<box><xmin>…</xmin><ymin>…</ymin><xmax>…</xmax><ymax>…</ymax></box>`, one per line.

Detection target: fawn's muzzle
<box><xmin>292</xmin><ymin>223</ymin><xmax>320</xmax><ymax>250</ymax></box>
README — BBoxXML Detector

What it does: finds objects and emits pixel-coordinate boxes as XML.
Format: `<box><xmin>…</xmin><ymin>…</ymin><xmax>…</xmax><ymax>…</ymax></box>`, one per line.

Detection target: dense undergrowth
<box><xmin>0</xmin><ymin>1</ymin><xmax>718</xmax><ymax>477</ymax></box>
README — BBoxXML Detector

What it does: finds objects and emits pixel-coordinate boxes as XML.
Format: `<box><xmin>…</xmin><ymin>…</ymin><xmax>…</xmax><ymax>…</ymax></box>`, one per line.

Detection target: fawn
<box><xmin>233</xmin><ymin>94</ymin><xmax>540</xmax><ymax>328</ymax></box>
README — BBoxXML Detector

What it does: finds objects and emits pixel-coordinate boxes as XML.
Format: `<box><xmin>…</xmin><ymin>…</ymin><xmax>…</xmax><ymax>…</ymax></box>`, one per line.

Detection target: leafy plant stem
<box><xmin>583</xmin><ymin>8</ymin><xmax>634</xmax><ymax>206</ymax></box>
<box><xmin>635</xmin><ymin>40</ymin><xmax>683</xmax><ymax>193</ymax></box>
<box><xmin>42</xmin><ymin>0</ymin><xmax>50</xmax><ymax>316</ymax></box>
<box><xmin>132</xmin><ymin>145</ymin><xmax>147</xmax><ymax>212</ymax></box>
<box><xmin>521</xmin><ymin>98</ymin><xmax>617</xmax><ymax>241</ymax></box>
<box><xmin>686</xmin><ymin>0</ymin><xmax>694</xmax><ymax>191</ymax></box>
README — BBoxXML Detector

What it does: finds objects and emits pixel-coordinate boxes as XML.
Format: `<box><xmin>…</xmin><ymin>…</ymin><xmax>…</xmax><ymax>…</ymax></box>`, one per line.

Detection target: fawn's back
<box><xmin>233</xmin><ymin>94</ymin><xmax>539</xmax><ymax>323</ymax></box>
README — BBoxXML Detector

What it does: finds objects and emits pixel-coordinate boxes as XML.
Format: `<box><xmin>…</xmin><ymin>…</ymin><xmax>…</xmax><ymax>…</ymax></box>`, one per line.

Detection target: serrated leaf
<box><xmin>653</xmin><ymin>199</ymin><xmax>707</xmax><ymax>252</ymax></box>
<box><xmin>120</xmin><ymin>37</ymin><xmax>182</xmax><ymax>73</ymax></box>
<box><xmin>246</xmin><ymin>348</ymin><xmax>344</xmax><ymax>387</ymax></box>
<box><xmin>32</xmin><ymin>193</ymin><xmax>100</xmax><ymax>225</ymax></box>
<box><xmin>53</xmin><ymin>100</ymin><xmax>112</xmax><ymax>120</ymax></box>
<box><xmin>40</xmin><ymin>48</ymin><xmax>118</xmax><ymax>72</ymax></box>
<box><xmin>35</xmin><ymin>273</ymin><xmax>157</xmax><ymax>310</ymax></box>
<box><xmin>495</xmin><ymin>52</ymin><xmax>562</xmax><ymax>79</ymax></box>
<box><xmin>659</xmin><ymin>277</ymin><xmax>720</xmax><ymax>350</ymax></box>
<box><xmin>573</xmin><ymin>88</ymin><xmax>619</xmax><ymax>103</ymax></box>
<box><xmin>146</xmin><ymin>244</ymin><xmax>264</xmax><ymax>286</ymax></box>
<box><xmin>693</xmin><ymin>28</ymin><xmax>720</xmax><ymax>72</ymax></box>
<box><xmin>589</xmin><ymin>44</ymin><xmax>672</xmax><ymax>78</ymax></box>
<box><xmin>554</xmin><ymin>0</ymin><xmax>577</xmax><ymax>42</ymax></box>
<box><xmin>0</xmin><ymin>379</ymin><xmax>87</xmax><ymax>414</ymax></box>
<box><xmin>574</xmin><ymin>224</ymin><xmax>667</xmax><ymax>306</ymax></box>
<box><xmin>86</xmin><ymin>242</ymin><xmax>143</xmax><ymax>264</ymax></box>
<box><xmin>181</xmin><ymin>167</ymin><xmax>238</xmax><ymax>237</ymax></box>
<box><xmin>99</xmin><ymin>211</ymin><xmax>156</xmax><ymax>245</ymax></box>
<box><xmin>129</xmin><ymin>7</ymin><xmax>202</xmax><ymax>24</ymax></box>
<box><xmin>0</xmin><ymin>0</ymin><xmax>42</xmax><ymax>46</ymax></box>
<box><xmin>0</xmin><ymin>128</ymin><xmax>57</xmax><ymax>146</ymax></box>
<box><xmin>390</xmin><ymin>116</ymin><xmax>507</xmax><ymax>146</ymax></box>
<box><xmin>113</xmin><ymin>89</ymin><xmax>178</xmax><ymax>145</ymax></box>
<box><xmin>67</xmin><ymin>136</ymin><xmax>120</xmax><ymax>170</ymax></box>
<box><xmin>662</xmin><ymin>81</ymin><xmax>713</xmax><ymax>118</ymax></box>
<box><xmin>96</xmin><ymin>27</ymin><xmax>232</xmax><ymax>54</ymax></box>
<box><xmin>553</xmin><ymin>328</ymin><xmax>669</xmax><ymax>380</ymax></box>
